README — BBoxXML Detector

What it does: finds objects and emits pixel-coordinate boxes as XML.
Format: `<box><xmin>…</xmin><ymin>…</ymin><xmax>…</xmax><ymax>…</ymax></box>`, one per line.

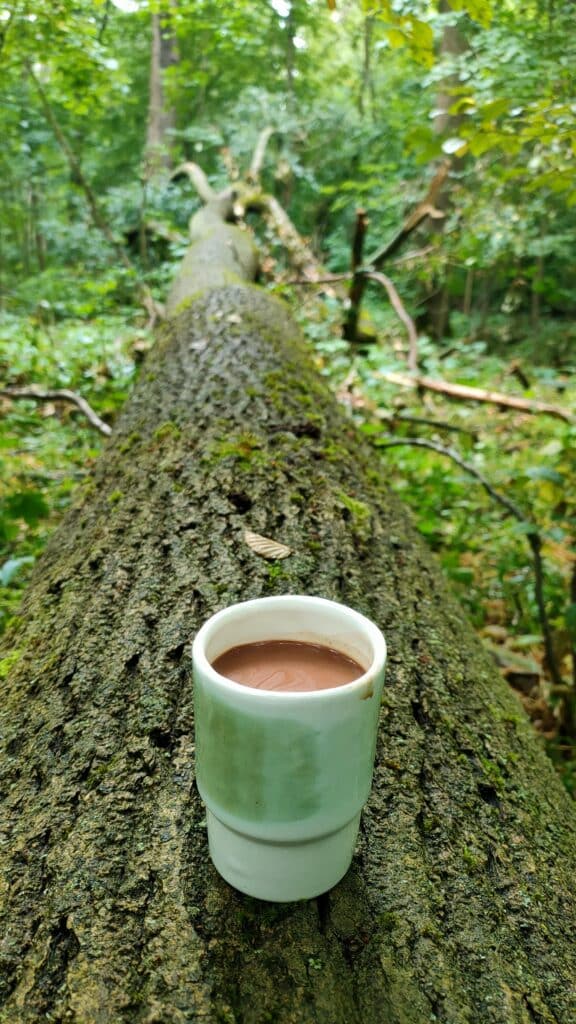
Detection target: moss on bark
<box><xmin>1</xmin><ymin>234</ymin><xmax>576</xmax><ymax>1024</ymax></box>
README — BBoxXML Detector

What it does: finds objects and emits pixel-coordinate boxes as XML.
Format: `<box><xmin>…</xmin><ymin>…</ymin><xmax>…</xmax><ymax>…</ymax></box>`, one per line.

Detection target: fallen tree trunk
<box><xmin>1</xmin><ymin>199</ymin><xmax>576</xmax><ymax>1024</ymax></box>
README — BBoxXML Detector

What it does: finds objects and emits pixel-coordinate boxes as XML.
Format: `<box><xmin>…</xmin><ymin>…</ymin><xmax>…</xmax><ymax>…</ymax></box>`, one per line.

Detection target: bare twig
<box><xmin>245</xmin><ymin>192</ymin><xmax>326</xmax><ymax>282</ymax></box>
<box><xmin>1</xmin><ymin>387</ymin><xmax>112</xmax><ymax>436</ymax></box>
<box><xmin>247</xmin><ymin>127</ymin><xmax>275</xmax><ymax>183</ymax></box>
<box><xmin>376</xmin><ymin>436</ymin><xmax>525</xmax><ymax>518</ymax></box>
<box><xmin>282</xmin><ymin>273</ymin><xmax>350</xmax><ymax>286</ymax></box>
<box><xmin>170</xmin><ymin>162</ymin><xmax>217</xmax><ymax>203</ymax></box>
<box><xmin>98</xmin><ymin>0</ymin><xmax>112</xmax><ymax>41</ymax></box>
<box><xmin>385</xmin><ymin>413</ymin><xmax>477</xmax><ymax>436</ymax></box>
<box><xmin>366</xmin><ymin>271</ymin><xmax>418</xmax><ymax>372</ymax></box>
<box><xmin>376</xmin><ymin>434</ymin><xmax>563</xmax><ymax>687</ymax></box>
<box><xmin>220</xmin><ymin>147</ymin><xmax>241</xmax><ymax>183</ymax></box>
<box><xmin>284</xmin><ymin>268</ymin><xmax>419</xmax><ymax>370</ymax></box>
<box><xmin>366</xmin><ymin>162</ymin><xmax>449</xmax><ymax>269</ymax></box>
<box><xmin>392</xmin><ymin>245</ymin><xmax>436</xmax><ymax>266</ymax></box>
<box><xmin>383</xmin><ymin>372</ymin><xmax>574</xmax><ymax>423</ymax></box>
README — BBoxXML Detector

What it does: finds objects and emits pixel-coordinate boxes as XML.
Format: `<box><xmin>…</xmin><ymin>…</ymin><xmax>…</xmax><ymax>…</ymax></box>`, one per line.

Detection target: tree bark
<box><xmin>1</xmin><ymin>194</ymin><xmax>576</xmax><ymax>1024</ymax></box>
<box><xmin>425</xmin><ymin>0</ymin><xmax>469</xmax><ymax>338</ymax></box>
<box><xmin>145</xmin><ymin>11</ymin><xmax>178</xmax><ymax>178</ymax></box>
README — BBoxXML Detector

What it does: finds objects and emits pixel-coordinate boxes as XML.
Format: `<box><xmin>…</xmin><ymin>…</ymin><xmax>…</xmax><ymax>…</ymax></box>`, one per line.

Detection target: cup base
<box><xmin>206</xmin><ymin>810</ymin><xmax>361</xmax><ymax>902</ymax></box>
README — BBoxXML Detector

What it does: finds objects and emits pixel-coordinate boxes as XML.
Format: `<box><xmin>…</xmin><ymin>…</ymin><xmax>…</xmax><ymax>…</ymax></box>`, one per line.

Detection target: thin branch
<box><xmin>365</xmin><ymin>161</ymin><xmax>449</xmax><ymax>269</ymax></box>
<box><xmin>282</xmin><ymin>273</ymin><xmax>350</xmax><ymax>286</ymax></box>
<box><xmin>383</xmin><ymin>372</ymin><xmax>574</xmax><ymax>423</ymax></box>
<box><xmin>98</xmin><ymin>0</ymin><xmax>112</xmax><ymax>42</ymax></box>
<box><xmin>385</xmin><ymin>413</ymin><xmax>477</xmax><ymax>436</ymax></box>
<box><xmin>283</xmin><ymin>268</ymin><xmax>419</xmax><ymax>371</ymax></box>
<box><xmin>1</xmin><ymin>387</ymin><xmax>112</xmax><ymax>436</ymax></box>
<box><xmin>376</xmin><ymin>435</ymin><xmax>563</xmax><ymax>687</ymax></box>
<box><xmin>245</xmin><ymin>191</ymin><xmax>326</xmax><ymax>282</ymax></box>
<box><xmin>526</xmin><ymin>530</ymin><xmax>564</xmax><ymax>690</ymax></box>
<box><xmin>392</xmin><ymin>245</ymin><xmax>436</xmax><ymax>266</ymax></box>
<box><xmin>170</xmin><ymin>162</ymin><xmax>216</xmax><ymax>203</ymax></box>
<box><xmin>220</xmin><ymin>147</ymin><xmax>241</xmax><ymax>183</ymax></box>
<box><xmin>377</xmin><ymin>436</ymin><xmax>526</xmax><ymax>518</ymax></box>
<box><xmin>366</xmin><ymin>271</ymin><xmax>418</xmax><ymax>372</ymax></box>
<box><xmin>247</xmin><ymin>127</ymin><xmax>275</xmax><ymax>183</ymax></box>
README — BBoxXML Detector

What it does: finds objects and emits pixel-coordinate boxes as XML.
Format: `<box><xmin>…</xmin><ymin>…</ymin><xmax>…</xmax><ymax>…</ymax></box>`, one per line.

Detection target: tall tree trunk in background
<box><xmin>358</xmin><ymin>13</ymin><xmax>376</xmax><ymax>119</ymax></box>
<box><xmin>285</xmin><ymin>2</ymin><xmax>296</xmax><ymax>100</ymax></box>
<box><xmin>145</xmin><ymin>10</ymin><xmax>178</xmax><ymax>179</ymax></box>
<box><xmin>426</xmin><ymin>0</ymin><xmax>468</xmax><ymax>339</ymax></box>
<box><xmin>1</xmin><ymin>180</ymin><xmax>576</xmax><ymax>1022</ymax></box>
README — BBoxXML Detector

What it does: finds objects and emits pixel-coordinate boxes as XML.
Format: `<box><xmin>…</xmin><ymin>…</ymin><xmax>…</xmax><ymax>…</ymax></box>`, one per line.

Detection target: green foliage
<box><xmin>0</xmin><ymin>311</ymin><xmax>138</xmax><ymax>633</ymax></box>
<box><xmin>296</xmin><ymin>287</ymin><xmax>575</xmax><ymax>783</ymax></box>
<box><xmin>1</xmin><ymin>0</ymin><xmax>575</xmax><ymax>795</ymax></box>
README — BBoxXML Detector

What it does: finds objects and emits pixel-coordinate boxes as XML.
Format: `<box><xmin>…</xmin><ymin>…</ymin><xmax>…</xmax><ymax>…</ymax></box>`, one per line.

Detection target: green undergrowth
<box><xmin>0</xmin><ymin>312</ymin><xmax>143</xmax><ymax>633</ymax></box>
<box><xmin>2</xmin><ymin>294</ymin><xmax>575</xmax><ymax>794</ymax></box>
<box><xmin>298</xmin><ymin>296</ymin><xmax>576</xmax><ymax>794</ymax></box>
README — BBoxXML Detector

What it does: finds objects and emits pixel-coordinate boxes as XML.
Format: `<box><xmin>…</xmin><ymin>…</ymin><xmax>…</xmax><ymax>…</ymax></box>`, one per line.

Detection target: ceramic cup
<box><xmin>192</xmin><ymin>595</ymin><xmax>386</xmax><ymax>902</ymax></box>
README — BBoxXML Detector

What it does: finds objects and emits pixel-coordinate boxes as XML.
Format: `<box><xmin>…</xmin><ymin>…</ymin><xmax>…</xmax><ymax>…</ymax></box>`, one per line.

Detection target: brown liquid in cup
<box><xmin>211</xmin><ymin>639</ymin><xmax>365</xmax><ymax>692</ymax></box>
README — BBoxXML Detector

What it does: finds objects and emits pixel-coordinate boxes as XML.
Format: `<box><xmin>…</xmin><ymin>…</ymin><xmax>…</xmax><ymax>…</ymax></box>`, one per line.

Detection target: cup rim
<box><xmin>192</xmin><ymin>594</ymin><xmax>387</xmax><ymax>700</ymax></box>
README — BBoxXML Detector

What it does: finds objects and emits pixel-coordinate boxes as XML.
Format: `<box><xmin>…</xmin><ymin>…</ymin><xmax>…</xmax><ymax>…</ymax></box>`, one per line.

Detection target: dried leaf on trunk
<box><xmin>243</xmin><ymin>529</ymin><xmax>292</xmax><ymax>560</ymax></box>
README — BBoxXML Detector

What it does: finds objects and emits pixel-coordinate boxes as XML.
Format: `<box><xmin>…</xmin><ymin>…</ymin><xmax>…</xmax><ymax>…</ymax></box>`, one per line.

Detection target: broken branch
<box><xmin>170</xmin><ymin>162</ymin><xmax>217</xmax><ymax>204</ymax></box>
<box><xmin>1</xmin><ymin>387</ymin><xmax>112</xmax><ymax>436</ymax></box>
<box><xmin>365</xmin><ymin>162</ymin><xmax>449</xmax><ymax>269</ymax></box>
<box><xmin>382</xmin><ymin>372</ymin><xmax>574</xmax><ymax>423</ymax></box>
<box><xmin>366</xmin><ymin>271</ymin><xmax>418</xmax><ymax>372</ymax></box>
<box><xmin>247</xmin><ymin>127</ymin><xmax>275</xmax><ymax>183</ymax></box>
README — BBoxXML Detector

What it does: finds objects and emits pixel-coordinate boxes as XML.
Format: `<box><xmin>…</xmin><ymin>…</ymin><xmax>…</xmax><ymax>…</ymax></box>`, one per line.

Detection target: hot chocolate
<box><xmin>211</xmin><ymin>639</ymin><xmax>364</xmax><ymax>692</ymax></box>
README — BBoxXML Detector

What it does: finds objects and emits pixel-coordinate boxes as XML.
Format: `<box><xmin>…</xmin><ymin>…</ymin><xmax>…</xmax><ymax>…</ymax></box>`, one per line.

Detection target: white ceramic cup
<box><xmin>192</xmin><ymin>595</ymin><xmax>386</xmax><ymax>902</ymax></box>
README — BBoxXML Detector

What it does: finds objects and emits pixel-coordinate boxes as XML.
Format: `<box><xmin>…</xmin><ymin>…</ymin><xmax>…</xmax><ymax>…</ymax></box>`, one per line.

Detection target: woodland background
<box><xmin>1</xmin><ymin>0</ymin><xmax>575</xmax><ymax>788</ymax></box>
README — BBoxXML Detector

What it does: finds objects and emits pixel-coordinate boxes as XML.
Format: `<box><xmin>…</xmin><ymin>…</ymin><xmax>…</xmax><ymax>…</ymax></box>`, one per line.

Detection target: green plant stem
<box><xmin>376</xmin><ymin>434</ymin><xmax>564</xmax><ymax>689</ymax></box>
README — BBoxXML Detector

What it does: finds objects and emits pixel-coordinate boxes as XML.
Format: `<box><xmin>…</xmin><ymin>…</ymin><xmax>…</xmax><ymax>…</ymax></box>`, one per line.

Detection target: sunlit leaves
<box><xmin>366</xmin><ymin>2</ymin><xmax>435</xmax><ymax>67</ymax></box>
<box><xmin>449</xmin><ymin>0</ymin><xmax>492</xmax><ymax>28</ymax></box>
<box><xmin>442</xmin><ymin>136</ymin><xmax>467</xmax><ymax>156</ymax></box>
<box><xmin>362</xmin><ymin>0</ymin><xmax>492</xmax><ymax>67</ymax></box>
<box><xmin>0</xmin><ymin>557</ymin><xmax>35</xmax><ymax>587</ymax></box>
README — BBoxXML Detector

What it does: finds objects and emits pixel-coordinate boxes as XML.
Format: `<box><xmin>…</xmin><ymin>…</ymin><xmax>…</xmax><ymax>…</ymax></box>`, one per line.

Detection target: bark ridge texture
<box><xmin>1</xmin><ymin>286</ymin><xmax>576</xmax><ymax>1023</ymax></box>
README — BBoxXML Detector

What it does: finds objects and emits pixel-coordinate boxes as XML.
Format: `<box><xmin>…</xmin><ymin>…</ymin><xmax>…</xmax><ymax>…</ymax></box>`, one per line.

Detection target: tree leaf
<box><xmin>524</xmin><ymin>466</ymin><xmax>564</xmax><ymax>484</ymax></box>
<box><xmin>442</xmin><ymin>137</ymin><xmax>468</xmax><ymax>156</ymax></box>
<box><xmin>0</xmin><ymin>556</ymin><xmax>35</xmax><ymax>587</ymax></box>
<box><xmin>244</xmin><ymin>530</ymin><xmax>292</xmax><ymax>560</ymax></box>
<box><xmin>385</xmin><ymin>29</ymin><xmax>406</xmax><ymax>49</ymax></box>
<box><xmin>6</xmin><ymin>490</ymin><xmax>50</xmax><ymax>525</ymax></box>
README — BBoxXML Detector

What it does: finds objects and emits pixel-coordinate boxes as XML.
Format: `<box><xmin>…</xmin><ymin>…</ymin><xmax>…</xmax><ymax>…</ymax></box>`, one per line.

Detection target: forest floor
<box><xmin>1</xmin><ymin>295</ymin><xmax>575</xmax><ymax>792</ymax></box>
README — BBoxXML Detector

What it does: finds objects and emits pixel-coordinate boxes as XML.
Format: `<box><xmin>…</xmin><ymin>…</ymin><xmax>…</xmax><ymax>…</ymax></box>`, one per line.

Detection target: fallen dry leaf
<box><xmin>244</xmin><ymin>529</ymin><xmax>292</xmax><ymax>560</ymax></box>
